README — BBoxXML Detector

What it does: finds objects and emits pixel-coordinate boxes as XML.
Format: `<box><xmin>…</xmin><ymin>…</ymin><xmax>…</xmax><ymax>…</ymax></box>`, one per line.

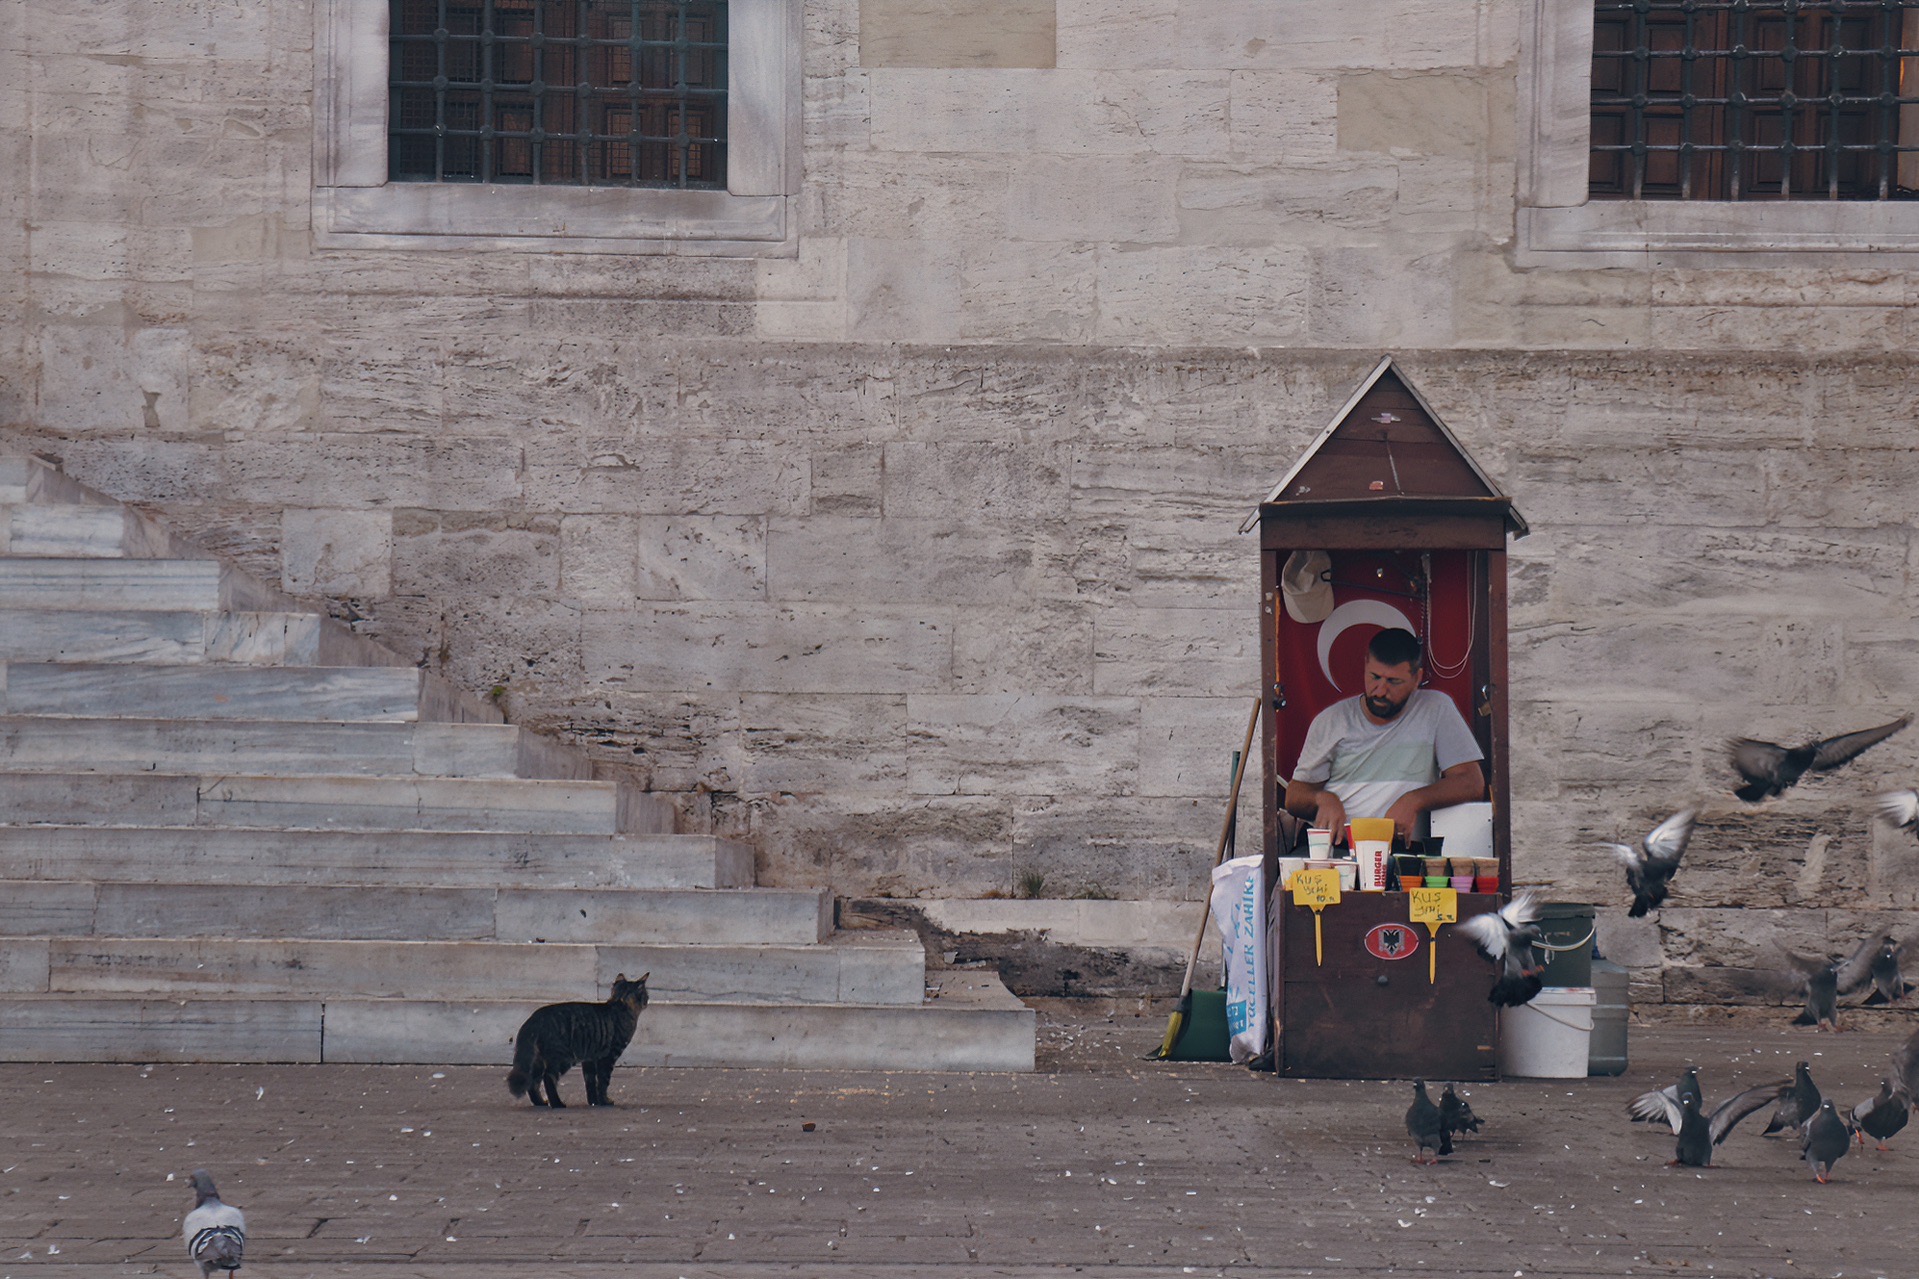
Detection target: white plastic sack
<box><xmin>1209</xmin><ymin>853</ymin><xmax>1268</xmax><ymax>1065</ymax></box>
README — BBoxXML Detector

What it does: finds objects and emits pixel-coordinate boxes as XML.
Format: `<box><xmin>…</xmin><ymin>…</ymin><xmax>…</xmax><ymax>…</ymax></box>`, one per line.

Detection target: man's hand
<box><xmin>1313</xmin><ymin>793</ymin><xmax>1349</xmax><ymax>845</ymax></box>
<box><xmin>1383</xmin><ymin>793</ymin><xmax>1423</xmax><ymax>840</ymax></box>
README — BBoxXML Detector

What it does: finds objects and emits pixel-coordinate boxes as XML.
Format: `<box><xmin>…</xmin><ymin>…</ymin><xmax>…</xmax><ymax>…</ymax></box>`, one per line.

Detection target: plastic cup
<box><xmin>1278</xmin><ymin>857</ymin><xmax>1308</xmax><ymax>890</ymax></box>
<box><xmin>1449</xmin><ymin>874</ymin><xmax>1473</xmax><ymax>892</ymax></box>
<box><xmin>1475</xmin><ymin>875</ymin><xmax>1500</xmax><ymax>894</ymax></box>
<box><xmin>1306</xmin><ymin>828</ymin><xmax>1333</xmax><ymax>856</ymax></box>
<box><xmin>1424</xmin><ymin>875</ymin><xmax>1448</xmax><ymax>888</ymax></box>
<box><xmin>1335</xmin><ymin>861</ymin><xmax>1357</xmax><ymax>891</ymax></box>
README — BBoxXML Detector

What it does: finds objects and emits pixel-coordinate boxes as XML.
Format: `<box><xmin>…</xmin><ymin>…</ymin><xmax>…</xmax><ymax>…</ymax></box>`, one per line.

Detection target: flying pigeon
<box><xmin>1628</xmin><ymin>1065</ymin><xmax>1703</xmax><ymax>1124</ymax></box>
<box><xmin>1406</xmin><ymin>1079</ymin><xmax>1445</xmax><ymax>1165</ymax></box>
<box><xmin>1457</xmin><ymin>892</ymin><xmax>1548</xmax><ymax>1007</ymax></box>
<box><xmin>1849</xmin><ymin>1079</ymin><xmax>1910</xmax><ymax>1151</ymax></box>
<box><xmin>1877</xmin><ymin>789</ymin><xmax>1919</xmax><ymax>833</ymax></box>
<box><xmin>1728</xmin><ymin>716</ymin><xmax>1910</xmax><ymax>803</ymax></box>
<box><xmin>1762</xmin><ymin>1061</ymin><xmax>1824</xmax><ymax>1137</ymax></box>
<box><xmin>1642</xmin><ymin>1079</ymin><xmax>1791</xmax><ymax>1168</ymax></box>
<box><xmin>1608</xmin><ymin>808</ymin><xmax>1698</xmax><ymax>917</ymax></box>
<box><xmin>1781</xmin><ymin>931</ymin><xmax>1887</xmax><ymax>1030</ymax></box>
<box><xmin>1859</xmin><ymin>936</ymin><xmax>1911</xmax><ymax>1006</ymax></box>
<box><xmin>182</xmin><ymin>1169</ymin><xmax>245</xmax><ymax>1277</ymax></box>
<box><xmin>1802</xmin><ymin>1100</ymin><xmax>1852</xmax><ymax>1182</ymax></box>
<box><xmin>1437</xmin><ymin>1083</ymin><xmax>1482</xmax><ymax>1156</ymax></box>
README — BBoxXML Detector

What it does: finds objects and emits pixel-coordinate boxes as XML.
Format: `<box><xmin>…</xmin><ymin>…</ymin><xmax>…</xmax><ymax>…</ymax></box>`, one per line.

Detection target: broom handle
<box><xmin>1173</xmin><ymin>695</ymin><xmax>1264</xmax><ymax>1003</ymax></box>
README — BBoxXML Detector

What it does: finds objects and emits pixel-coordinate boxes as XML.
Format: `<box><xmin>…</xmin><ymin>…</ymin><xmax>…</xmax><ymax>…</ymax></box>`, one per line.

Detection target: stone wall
<box><xmin>4</xmin><ymin>0</ymin><xmax>1919</xmax><ymax>1005</ymax></box>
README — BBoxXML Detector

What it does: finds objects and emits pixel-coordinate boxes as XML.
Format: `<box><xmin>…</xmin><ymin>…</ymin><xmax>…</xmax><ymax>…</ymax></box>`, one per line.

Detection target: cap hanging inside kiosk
<box><xmin>1248</xmin><ymin>355</ymin><xmax>1528</xmax><ymax>1080</ymax></box>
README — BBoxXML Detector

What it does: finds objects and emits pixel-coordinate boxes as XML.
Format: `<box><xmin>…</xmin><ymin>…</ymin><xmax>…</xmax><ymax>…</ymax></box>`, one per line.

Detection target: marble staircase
<box><xmin>0</xmin><ymin>455</ymin><xmax>1034</xmax><ymax>1070</ymax></box>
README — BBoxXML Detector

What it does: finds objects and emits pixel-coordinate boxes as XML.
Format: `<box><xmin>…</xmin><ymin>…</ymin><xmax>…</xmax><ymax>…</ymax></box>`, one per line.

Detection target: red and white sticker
<box><xmin>1362</xmin><ymin>922</ymin><xmax>1421</xmax><ymax>961</ymax></box>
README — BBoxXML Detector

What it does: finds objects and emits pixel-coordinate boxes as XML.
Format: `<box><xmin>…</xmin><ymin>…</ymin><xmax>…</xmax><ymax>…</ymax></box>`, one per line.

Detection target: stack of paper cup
<box><xmin>1348</xmin><ymin>818</ymin><xmax>1395</xmax><ymax>892</ymax></box>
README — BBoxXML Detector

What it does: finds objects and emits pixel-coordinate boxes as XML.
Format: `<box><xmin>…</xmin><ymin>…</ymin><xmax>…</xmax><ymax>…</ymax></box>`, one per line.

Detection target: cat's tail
<box><xmin>506</xmin><ymin>1030</ymin><xmax>540</xmax><ymax>1098</ymax></box>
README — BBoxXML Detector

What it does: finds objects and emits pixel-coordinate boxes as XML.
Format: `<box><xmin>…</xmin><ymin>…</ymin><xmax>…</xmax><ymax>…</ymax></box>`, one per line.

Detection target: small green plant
<box><xmin>1013</xmin><ymin>869</ymin><xmax>1048</xmax><ymax>900</ymax></box>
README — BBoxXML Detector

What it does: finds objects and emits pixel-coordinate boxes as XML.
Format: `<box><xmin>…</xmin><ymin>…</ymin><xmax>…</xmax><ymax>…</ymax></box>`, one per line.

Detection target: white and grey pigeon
<box><xmin>1457</xmin><ymin>892</ymin><xmax>1548</xmax><ymax>1008</ymax></box>
<box><xmin>182</xmin><ymin>1169</ymin><xmax>245</xmax><ymax>1277</ymax></box>
<box><xmin>1607</xmin><ymin>807</ymin><xmax>1698</xmax><ymax>918</ymax></box>
<box><xmin>1876</xmin><ymin>789</ymin><xmax>1919</xmax><ymax>834</ymax></box>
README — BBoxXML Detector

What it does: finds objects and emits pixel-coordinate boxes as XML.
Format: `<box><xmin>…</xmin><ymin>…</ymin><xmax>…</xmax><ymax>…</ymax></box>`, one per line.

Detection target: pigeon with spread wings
<box><xmin>1780</xmin><ymin>932</ymin><xmax>1888</xmax><ymax>1031</ymax></box>
<box><xmin>1729</xmin><ymin>716</ymin><xmax>1910</xmax><ymax>803</ymax></box>
<box><xmin>1642</xmin><ymin>1078</ymin><xmax>1791</xmax><ymax>1168</ymax></box>
<box><xmin>1457</xmin><ymin>893</ymin><xmax>1548</xmax><ymax>1008</ymax></box>
<box><xmin>1608</xmin><ymin>808</ymin><xmax>1698</xmax><ymax>918</ymax></box>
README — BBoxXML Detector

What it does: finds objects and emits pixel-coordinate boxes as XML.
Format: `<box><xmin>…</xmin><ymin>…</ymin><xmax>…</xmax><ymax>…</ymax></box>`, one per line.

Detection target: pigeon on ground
<box><xmin>1628</xmin><ymin>1065</ymin><xmax>1704</xmax><ymax>1124</ymax></box>
<box><xmin>1803</xmin><ymin>1100</ymin><xmax>1852</xmax><ymax>1182</ymax></box>
<box><xmin>1849</xmin><ymin>1079</ymin><xmax>1910</xmax><ymax>1151</ymax></box>
<box><xmin>1437</xmin><ymin>1083</ymin><xmax>1482</xmax><ymax>1155</ymax></box>
<box><xmin>1892</xmin><ymin>1025</ymin><xmax>1919</xmax><ymax>1097</ymax></box>
<box><xmin>1878</xmin><ymin>789</ymin><xmax>1919</xmax><ymax>834</ymax></box>
<box><xmin>1860</xmin><ymin>936</ymin><xmax>1911</xmax><ymax>1006</ymax></box>
<box><xmin>182</xmin><ymin>1169</ymin><xmax>245</xmax><ymax>1277</ymax></box>
<box><xmin>1781</xmin><ymin>931</ymin><xmax>1887</xmax><ymax>1031</ymax></box>
<box><xmin>1763</xmin><ymin>1061</ymin><xmax>1824</xmax><ymax>1137</ymax></box>
<box><xmin>1406</xmin><ymin>1079</ymin><xmax>1445</xmax><ymax>1165</ymax></box>
<box><xmin>1608</xmin><ymin>808</ymin><xmax>1698</xmax><ymax>918</ymax></box>
<box><xmin>1729</xmin><ymin>716</ymin><xmax>1911</xmax><ymax>802</ymax></box>
<box><xmin>1457</xmin><ymin>892</ymin><xmax>1548</xmax><ymax>1007</ymax></box>
<box><xmin>1643</xmin><ymin>1079</ymin><xmax>1791</xmax><ymax>1168</ymax></box>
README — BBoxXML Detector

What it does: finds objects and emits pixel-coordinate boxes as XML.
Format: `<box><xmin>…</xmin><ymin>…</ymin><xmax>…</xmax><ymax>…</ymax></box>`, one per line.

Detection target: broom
<box><xmin>1151</xmin><ymin>695</ymin><xmax>1263</xmax><ymax>1060</ymax></box>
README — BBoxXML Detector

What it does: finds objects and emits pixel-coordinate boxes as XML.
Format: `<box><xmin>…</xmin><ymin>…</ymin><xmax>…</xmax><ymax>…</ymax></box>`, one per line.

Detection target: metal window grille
<box><xmin>388</xmin><ymin>0</ymin><xmax>727</xmax><ymax>188</ymax></box>
<box><xmin>1591</xmin><ymin>0</ymin><xmax>1919</xmax><ymax>199</ymax></box>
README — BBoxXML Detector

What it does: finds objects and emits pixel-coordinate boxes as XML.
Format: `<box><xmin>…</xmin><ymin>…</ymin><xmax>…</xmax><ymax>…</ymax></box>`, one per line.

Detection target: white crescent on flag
<box><xmin>1315</xmin><ymin>600</ymin><xmax>1417</xmax><ymax>689</ymax></box>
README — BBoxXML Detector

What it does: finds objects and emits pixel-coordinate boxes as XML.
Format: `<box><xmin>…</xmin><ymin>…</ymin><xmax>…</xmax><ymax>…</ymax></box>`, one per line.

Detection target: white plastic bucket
<box><xmin>1498</xmin><ymin>986</ymin><xmax>1596</xmax><ymax>1078</ymax></box>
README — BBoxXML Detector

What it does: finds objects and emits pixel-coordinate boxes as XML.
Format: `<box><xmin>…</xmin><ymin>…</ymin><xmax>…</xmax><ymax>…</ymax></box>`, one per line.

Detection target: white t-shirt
<box><xmin>1292</xmin><ymin>689</ymin><xmax>1483</xmax><ymax>828</ymax></box>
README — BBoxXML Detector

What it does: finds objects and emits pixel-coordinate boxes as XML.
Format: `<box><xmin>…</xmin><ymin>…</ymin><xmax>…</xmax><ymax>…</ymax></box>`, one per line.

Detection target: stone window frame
<box><xmin>313</xmin><ymin>0</ymin><xmax>801</xmax><ymax>255</ymax></box>
<box><xmin>1519</xmin><ymin>0</ymin><xmax>1919</xmax><ymax>264</ymax></box>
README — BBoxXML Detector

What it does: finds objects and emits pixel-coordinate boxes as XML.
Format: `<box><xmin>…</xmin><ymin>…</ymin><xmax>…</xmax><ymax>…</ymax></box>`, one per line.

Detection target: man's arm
<box><xmin>1285</xmin><ymin>778</ymin><xmax>1348</xmax><ymax>843</ymax></box>
<box><xmin>1382</xmin><ymin>760</ymin><xmax>1486</xmax><ymax>838</ymax></box>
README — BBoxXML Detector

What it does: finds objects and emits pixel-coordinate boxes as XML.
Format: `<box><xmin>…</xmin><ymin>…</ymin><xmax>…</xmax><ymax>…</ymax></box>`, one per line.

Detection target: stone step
<box><xmin>0</xmin><ymin>825</ymin><xmax>753</xmax><ymax>890</ymax></box>
<box><xmin>0</xmin><ymin>608</ymin><xmax>414</xmax><ymax>667</ymax></box>
<box><xmin>0</xmin><ymin>502</ymin><xmax>182</xmax><ymax>558</ymax></box>
<box><xmin>0</xmin><ymin>717</ymin><xmax>585</xmax><ymax>778</ymax></box>
<box><xmin>0</xmin><ymin>771</ymin><xmax>677</xmax><ymax>834</ymax></box>
<box><xmin>0</xmin><ymin>558</ymin><xmax>283</xmax><ymax>612</ymax></box>
<box><xmin>0</xmin><ymin>662</ymin><xmax>502</xmax><ymax>724</ymax></box>
<box><xmin>0</xmin><ymin>971</ymin><xmax>1037</xmax><ymax>1070</ymax></box>
<box><xmin>0</xmin><ymin>882</ymin><xmax>832</xmax><ymax>946</ymax></box>
<box><xmin>0</xmin><ymin>455</ymin><xmax>112</xmax><ymax>507</ymax></box>
<box><xmin>1</xmin><ymin>931</ymin><xmax>927</xmax><ymax>1005</ymax></box>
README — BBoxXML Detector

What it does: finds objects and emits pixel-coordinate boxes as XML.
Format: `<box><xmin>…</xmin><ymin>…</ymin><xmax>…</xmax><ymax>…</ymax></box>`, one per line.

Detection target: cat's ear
<box><xmin>613</xmin><ymin>972</ymin><xmax>627</xmax><ymax>984</ymax></box>
<box><xmin>638</xmin><ymin>972</ymin><xmax>650</xmax><ymax>983</ymax></box>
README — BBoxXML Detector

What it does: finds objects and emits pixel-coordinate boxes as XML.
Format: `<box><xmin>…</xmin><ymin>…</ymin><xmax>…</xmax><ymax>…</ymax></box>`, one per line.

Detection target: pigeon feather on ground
<box><xmin>1647</xmin><ymin>1080</ymin><xmax>1792</xmax><ymax>1168</ymax></box>
<box><xmin>1628</xmin><ymin>1066</ymin><xmax>1703</xmax><ymax>1124</ymax></box>
<box><xmin>1803</xmin><ymin>1100</ymin><xmax>1852</xmax><ymax>1182</ymax></box>
<box><xmin>182</xmin><ymin>1170</ymin><xmax>245</xmax><ymax>1277</ymax></box>
<box><xmin>1457</xmin><ymin>892</ymin><xmax>1548</xmax><ymax>1008</ymax></box>
<box><xmin>1849</xmin><ymin>1079</ymin><xmax>1910</xmax><ymax>1151</ymax></box>
<box><xmin>1729</xmin><ymin>716</ymin><xmax>1910</xmax><ymax>803</ymax></box>
<box><xmin>1763</xmin><ymin>1061</ymin><xmax>1824</xmax><ymax>1137</ymax></box>
<box><xmin>1608</xmin><ymin>808</ymin><xmax>1698</xmax><ymax>918</ymax></box>
<box><xmin>1406</xmin><ymin>1079</ymin><xmax>1445</xmax><ymax>1165</ymax></box>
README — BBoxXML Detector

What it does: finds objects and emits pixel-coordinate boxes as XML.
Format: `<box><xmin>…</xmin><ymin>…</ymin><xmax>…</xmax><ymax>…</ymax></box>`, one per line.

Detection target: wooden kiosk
<box><xmin>1249</xmin><ymin>357</ymin><xmax>1528</xmax><ymax>1080</ymax></box>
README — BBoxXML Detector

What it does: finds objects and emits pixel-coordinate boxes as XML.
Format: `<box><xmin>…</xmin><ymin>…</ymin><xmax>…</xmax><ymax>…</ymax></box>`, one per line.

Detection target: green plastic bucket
<box><xmin>1166</xmin><ymin>988</ymin><xmax>1233</xmax><ymax>1061</ymax></box>
<box><xmin>1534</xmin><ymin>902</ymin><xmax>1596</xmax><ymax>988</ymax></box>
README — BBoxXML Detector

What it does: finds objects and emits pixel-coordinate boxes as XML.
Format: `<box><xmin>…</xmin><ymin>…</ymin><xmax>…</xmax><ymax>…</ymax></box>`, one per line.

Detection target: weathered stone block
<box><xmin>860</xmin><ymin>0</ymin><xmax>1057</xmax><ymax>69</ymax></box>
<box><xmin>766</xmin><ymin>516</ymin><xmax>1072</xmax><ymax>604</ymax></box>
<box><xmin>630</xmin><ymin>516</ymin><xmax>768</xmax><ymax>602</ymax></box>
<box><xmin>739</xmin><ymin>693</ymin><xmax>910</xmax><ymax>794</ymax></box>
<box><xmin>845</xmin><ymin>236</ymin><xmax>965</xmax><ymax>340</ymax></box>
<box><xmin>1336</xmin><ymin>72</ymin><xmax>1497</xmax><ymax>158</ymax></box>
<box><xmin>521</xmin><ymin>443</ymin><xmax>809</xmax><ymax>516</ymax></box>
<box><xmin>584</xmin><ymin>604</ymin><xmax>953</xmax><ymax>694</ymax></box>
<box><xmin>808</xmin><ymin>446</ymin><xmax>884</xmax><ymax>517</ymax></box>
<box><xmin>1137</xmin><ymin>696</ymin><xmax>1255</xmax><ymax>799</ymax></box>
<box><xmin>1095</xmin><ymin>245</ymin><xmax>1309</xmax><ymax>344</ymax></box>
<box><xmin>958</xmin><ymin>241</ymin><xmax>1098</xmax><ymax>342</ymax></box>
<box><xmin>952</xmin><ymin>600</ymin><xmax>1096</xmax><ymax>695</ymax></box>
<box><xmin>281</xmin><ymin>508</ymin><xmax>392</xmax><ymax>599</ymax></box>
<box><xmin>1226</xmin><ymin>71</ymin><xmax>1340</xmax><ymax>160</ymax></box>
<box><xmin>882</xmin><ymin>441</ymin><xmax>1069</xmax><ymax>517</ymax></box>
<box><xmin>907</xmin><ymin>693</ymin><xmax>1138</xmax><ymax>797</ymax></box>
<box><xmin>1004</xmin><ymin>156</ymin><xmax>1181</xmax><ymax>243</ymax></box>
<box><xmin>391</xmin><ymin>512</ymin><xmax>561</xmax><ymax>597</ymax></box>
<box><xmin>36</xmin><ymin>324</ymin><xmax>190</xmax><ymax>432</ymax></box>
<box><xmin>1092</xmin><ymin>606</ymin><xmax>1256</xmax><ymax>696</ymax></box>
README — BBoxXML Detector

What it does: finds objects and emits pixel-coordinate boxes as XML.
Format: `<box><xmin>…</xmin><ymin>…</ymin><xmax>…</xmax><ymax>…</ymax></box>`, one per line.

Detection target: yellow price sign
<box><xmin>1408</xmin><ymin>887</ymin><xmax>1458</xmax><ymax>984</ymax></box>
<box><xmin>1290</xmin><ymin>869</ymin><xmax>1342</xmax><ymax>965</ymax></box>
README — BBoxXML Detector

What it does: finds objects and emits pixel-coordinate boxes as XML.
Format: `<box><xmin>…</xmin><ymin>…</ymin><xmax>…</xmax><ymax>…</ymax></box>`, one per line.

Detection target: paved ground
<box><xmin>4</xmin><ymin>1001</ymin><xmax>1916</xmax><ymax>1278</ymax></box>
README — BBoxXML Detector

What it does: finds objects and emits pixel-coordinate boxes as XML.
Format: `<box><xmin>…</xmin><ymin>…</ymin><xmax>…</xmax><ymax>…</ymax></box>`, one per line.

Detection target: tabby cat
<box><xmin>505</xmin><ymin>972</ymin><xmax>649</xmax><ymax>1108</ymax></box>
